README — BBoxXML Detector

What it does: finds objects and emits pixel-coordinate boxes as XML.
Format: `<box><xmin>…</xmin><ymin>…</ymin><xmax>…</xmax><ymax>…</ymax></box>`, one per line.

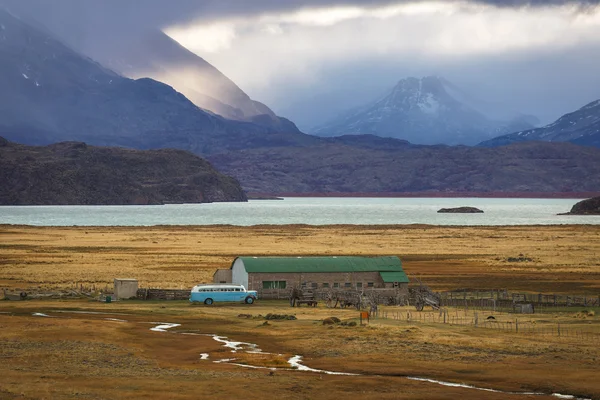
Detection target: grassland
<box><xmin>1</xmin><ymin>224</ymin><xmax>600</xmax><ymax>399</ymax></box>
<box><xmin>1</xmin><ymin>224</ymin><xmax>600</xmax><ymax>293</ymax></box>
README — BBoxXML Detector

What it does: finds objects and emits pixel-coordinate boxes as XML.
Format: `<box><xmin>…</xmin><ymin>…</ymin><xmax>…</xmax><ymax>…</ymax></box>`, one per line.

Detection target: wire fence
<box><xmin>372</xmin><ymin>308</ymin><xmax>600</xmax><ymax>342</ymax></box>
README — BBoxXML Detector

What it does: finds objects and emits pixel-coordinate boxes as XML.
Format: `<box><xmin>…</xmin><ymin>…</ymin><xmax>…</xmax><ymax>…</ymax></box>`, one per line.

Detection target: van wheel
<box><xmin>245</xmin><ymin>296</ymin><xmax>255</xmax><ymax>304</ymax></box>
<box><xmin>204</xmin><ymin>298</ymin><xmax>213</xmax><ymax>305</ymax></box>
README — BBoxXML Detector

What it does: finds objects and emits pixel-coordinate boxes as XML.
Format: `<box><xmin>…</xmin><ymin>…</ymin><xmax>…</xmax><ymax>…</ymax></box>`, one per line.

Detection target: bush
<box><xmin>322</xmin><ymin>317</ymin><xmax>341</xmax><ymax>325</ymax></box>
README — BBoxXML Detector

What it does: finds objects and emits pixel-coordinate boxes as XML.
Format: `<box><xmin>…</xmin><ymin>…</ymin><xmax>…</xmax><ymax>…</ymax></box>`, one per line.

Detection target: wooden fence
<box><xmin>136</xmin><ymin>288</ymin><xmax>189</xmax><ymax>300</ymax></box>
<box><xmin>440</xmin><ymin>289</ymin><xmax>600</xmax><ymax>310</ymax></box>
<box><xmin>373</xmin><ymin>308</ymin><xmax>600</xmax><ymax>342</ymax></box>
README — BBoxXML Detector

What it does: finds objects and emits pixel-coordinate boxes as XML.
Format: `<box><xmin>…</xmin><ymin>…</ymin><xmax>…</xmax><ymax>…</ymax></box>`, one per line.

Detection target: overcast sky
<box><xmin>3</xmin><ymin>0</ymin><xmax>600</xmax><ymax>128</ymax></box>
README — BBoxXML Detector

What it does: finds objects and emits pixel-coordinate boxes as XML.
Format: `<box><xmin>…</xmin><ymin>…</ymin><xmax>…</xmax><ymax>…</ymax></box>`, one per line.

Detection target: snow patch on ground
<box><xmin>288</xmin><ymin>355</ymin><xmax>359</xmax><ymax>375</ymax></box>
<box><xmin>212</xmin><ymin>335</ymin><xmax>262</xmax><ymax>353</ymax></box>
<box><xmin>32</xmin><ymin>312</ymin><xmax>51</xmax><ymax>317</ymax></box>
<box><xmin>150</xmin><ymin>323</ymin><xmax>181</xmax><ymax>332</ymax></box>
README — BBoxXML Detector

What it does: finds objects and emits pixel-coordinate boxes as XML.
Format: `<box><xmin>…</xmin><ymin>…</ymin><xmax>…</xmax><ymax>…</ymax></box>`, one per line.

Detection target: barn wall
<box><xmin>232</xmin><ymin>258</ymin><xmax>248</xmax><ymax>288</ymax></box>
<box><xmin>247</xmin><ymin>271</ymin><xmax>386</xmax><ymax>292</ymax></box>
<box><xmin>213</xmin><ymin>269</ymin><xmax>232</xmax><ymax>283</ymax></box>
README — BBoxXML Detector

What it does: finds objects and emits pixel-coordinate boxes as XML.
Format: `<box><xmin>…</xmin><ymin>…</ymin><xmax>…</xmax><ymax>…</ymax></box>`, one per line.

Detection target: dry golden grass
<box><xmin>1</xmin><ymin>224</ymin><xmax>600</xmax><ymax>293</ymax></box>
<box><xmin>1</xmin><ymin>224</ymin><xmax>599</xmax><ymax>398</ymax></box>
<box><xmin>1</xmin><ymin>300</ymin><xmax>599</xmax><ymax>399</ymax></box>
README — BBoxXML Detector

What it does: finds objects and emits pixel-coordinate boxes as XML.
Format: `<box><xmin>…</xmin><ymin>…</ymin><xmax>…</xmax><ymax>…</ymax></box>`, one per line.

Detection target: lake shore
<box><xmin>249</xmin><ymin>191</ymin><xmax>600</xmax><ymax>199</ymax></box>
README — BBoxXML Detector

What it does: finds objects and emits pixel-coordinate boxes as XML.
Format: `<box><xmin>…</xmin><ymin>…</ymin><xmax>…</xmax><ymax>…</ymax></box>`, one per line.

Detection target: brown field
<box><xmin>1</xmin><ymin>224</ymin><xmax>600</xmax><ymax>399</ymax></box>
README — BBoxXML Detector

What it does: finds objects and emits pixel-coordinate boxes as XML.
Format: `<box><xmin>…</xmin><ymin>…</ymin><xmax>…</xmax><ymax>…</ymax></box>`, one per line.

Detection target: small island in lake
<box><xmin>558</xmin><ymin>197</ymin><xmax>600</xmax><ymax>215</ymax></box>
<box><xmin>438</xmin><ymin>207</ymin><xmax>484</xmax><ymax>213</ymax></box>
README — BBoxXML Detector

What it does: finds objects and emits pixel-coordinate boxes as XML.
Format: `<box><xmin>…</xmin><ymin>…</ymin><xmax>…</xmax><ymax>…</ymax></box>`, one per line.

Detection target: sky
<box><xmin>3</xmin><ymin>0</ymin><xmax>600</xmax><ymax>129</ymax></box>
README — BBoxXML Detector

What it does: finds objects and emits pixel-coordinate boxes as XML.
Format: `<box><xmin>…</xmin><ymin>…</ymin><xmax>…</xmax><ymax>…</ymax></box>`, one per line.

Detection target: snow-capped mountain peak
<box><xmin>312</xmin><ymin>76</ymin><xmax>533</xmax><ymax>145</ymax></box>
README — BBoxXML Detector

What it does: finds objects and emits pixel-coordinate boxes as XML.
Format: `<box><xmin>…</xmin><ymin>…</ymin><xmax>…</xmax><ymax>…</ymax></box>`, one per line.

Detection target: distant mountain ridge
<box><xmin>208</xmin><ymin>140</ymin><xmax>600</xmax><ymax>194</ymax></box>
<box><xmin>1</xmin><ymin>4</ymin><xmax>298</xmax><ymax>133</ymax></box>
<box><xmin>0</xmin><ymin>9</ymin><xmax>315</xmax><ymax>153</ymax></box>
<box><xmin>93</xmin><ymin>29</ymin><xmax>301</xmax><ymax>133</ymax></box>
<box><xmin>479</xmin><ymin>99</ymin><xmax>600</xmax><ymax>148</ymax></box>
<box><xmin>0</xmin><ymin>137</ymin><xmax>247</xmax><ymax>205</ymax></box>
<box><xmin>312</xmin><ymin>76</ymin><xmax>537</xmax><ymax>145</ymax></box>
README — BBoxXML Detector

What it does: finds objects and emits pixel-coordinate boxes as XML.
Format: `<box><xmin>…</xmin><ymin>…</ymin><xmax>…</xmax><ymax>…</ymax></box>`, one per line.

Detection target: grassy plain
<box><xmin>1</xmin><ymin>224</ymin><xmax>600</xmax><ymax>399</ymax></box>
<box><xmin>1</xmin><ymin>224</ymin><xmax>600</xmax><ymax>293</ymax></box>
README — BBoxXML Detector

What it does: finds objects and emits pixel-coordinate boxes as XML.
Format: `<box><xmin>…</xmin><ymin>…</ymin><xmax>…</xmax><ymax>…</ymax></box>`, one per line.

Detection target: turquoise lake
<box><xmin>0</xmin><ymin>198</ymin><xmax>597</xmax><ymax>226</ymax></box>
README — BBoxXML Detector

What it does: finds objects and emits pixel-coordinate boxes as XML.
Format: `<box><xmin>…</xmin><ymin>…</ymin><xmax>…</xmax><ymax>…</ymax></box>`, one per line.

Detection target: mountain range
<box><xmin>82</xmin><ymin>29</ymin><xmax>301</xmax><ymax>134</ymax></box>
<box><xmin>1</xmin><ymin>7</ymin><xmax>600</xmax><ymax>198</ymax></box>
<box><xmin>479</xmin><ymin>99</ymin><xmax>600</xmax><ymax>148</ymax></box>
<box><xmin>0</xmin><ymin>8</ymin><xmax>315</xmax><ymax>154</ymax></box>
<box><xmin>312</xmin><ymin>76</ymin><xmax>538</xmax><ymax>146</ymax></box>
<box><xmin>208</xmin><ymin>139</ymin><xmax>600</xmax><ymax>194</ymax></box>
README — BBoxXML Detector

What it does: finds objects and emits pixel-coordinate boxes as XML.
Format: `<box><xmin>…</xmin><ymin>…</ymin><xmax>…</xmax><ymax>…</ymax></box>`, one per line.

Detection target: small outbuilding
<box><xmin>114</xmin><ymin>278</ymin><xmax>138</xmax><ymax>300</ymax></box>
<box><xmin>214</xmin><ymin>256</ymin><xmax>408</xmax><ymax>298</ymax></box>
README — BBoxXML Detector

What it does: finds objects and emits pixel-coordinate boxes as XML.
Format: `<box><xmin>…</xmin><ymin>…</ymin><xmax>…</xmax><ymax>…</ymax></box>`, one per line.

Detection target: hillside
<box><xmin>0</xmin><ymin>137</ymin><xmax>247</xmax><ymax>205</ymax></box>
<box><xmin>480</xmin><ymin>99</ymin><xmax>600</xmax><ymax>148</ymax></box>
<box><xmin>89</xmin><ymin>29</ymin><xmax>301</xmax><ymax>133</ymax></box>
<box><xmin>0</xmin><ymin>9</ymin><xmax>315</xmax><ymax>154</ymax></box>
<box><xmin>208</xmin><ymin>140</ymin><xmax>600</xmax><ymax>193</ymax></box>
<box><xmin>312</xmin><ymin>76</ymin><xmax>536</xmax><ymax>145</ymax></box>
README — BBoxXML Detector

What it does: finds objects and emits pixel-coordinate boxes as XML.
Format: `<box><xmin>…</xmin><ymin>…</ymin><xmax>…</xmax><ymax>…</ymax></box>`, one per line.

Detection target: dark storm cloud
<box><xmin>2</xmin><ymin>0</ymin><xmax>597</xmax><ymax>50</ymax></box>
<box><xmin>2</xmin><ymin>0</ymin><xmax>599</xmax><ymax>31</ymax></box>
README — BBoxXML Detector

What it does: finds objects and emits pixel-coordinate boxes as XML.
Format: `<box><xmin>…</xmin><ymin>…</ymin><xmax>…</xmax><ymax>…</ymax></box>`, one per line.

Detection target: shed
<box><xmin>223</xmin><ymin>256</ymin><xmax>408</xmax><ymax>298</ymax></box>
<box><xmin>114</xmin><ymin>278</ymin><xmax>138</xmax><ymax>300</ymax></box>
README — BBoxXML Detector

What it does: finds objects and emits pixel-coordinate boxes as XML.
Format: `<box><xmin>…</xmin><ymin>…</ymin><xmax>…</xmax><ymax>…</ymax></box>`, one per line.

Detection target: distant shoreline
<box><xmin>247</xmin><ymin>192</ymin><xmax>600</xmax><ymax>199</ymax></box>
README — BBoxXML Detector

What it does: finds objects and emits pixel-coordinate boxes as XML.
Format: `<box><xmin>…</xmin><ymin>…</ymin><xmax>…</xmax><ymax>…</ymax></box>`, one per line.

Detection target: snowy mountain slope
<box><xmin>0</xmin><ymin>6</ymin><xmax>300</xmax><ymax>133</ymax></box>
<box><xmin>479</xmin><ymin>99</ymin><xmax>600</xmax><ymax>148</ymax></box>
<box><xmin>0</xmin><ymin>9</ymin><xmax>314</xmax><ymax>153</ymax></box>
<box><xmin>312</xmin><ymin>76</ymin><xmax>536</xmax><ymax>146</ymax></box>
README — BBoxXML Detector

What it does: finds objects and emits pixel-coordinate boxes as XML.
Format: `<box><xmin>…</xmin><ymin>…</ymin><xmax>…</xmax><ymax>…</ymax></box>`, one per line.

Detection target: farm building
<box><xmin>213</xmin><ymin>256</ymin><xmax>409</xmax><ymax>298</ymax></box>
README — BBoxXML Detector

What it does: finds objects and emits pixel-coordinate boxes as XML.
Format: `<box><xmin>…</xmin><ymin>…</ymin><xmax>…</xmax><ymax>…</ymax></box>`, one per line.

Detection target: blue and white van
<box><xmin>189</xmin><ymin>284</ymin><xmax>258</xmax><ymax>305</ymax></box>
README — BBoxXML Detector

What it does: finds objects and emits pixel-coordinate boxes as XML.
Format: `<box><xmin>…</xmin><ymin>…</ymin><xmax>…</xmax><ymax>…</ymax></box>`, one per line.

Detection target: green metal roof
<box><xmin>379</xmin><ymin>271</ymin><xmax>409</xmax><ymax>284</ymax></box>
<box><xmin>232</xmin><ymin>256</ymin><xmax>406</xmax><ymax>278</ymax></box>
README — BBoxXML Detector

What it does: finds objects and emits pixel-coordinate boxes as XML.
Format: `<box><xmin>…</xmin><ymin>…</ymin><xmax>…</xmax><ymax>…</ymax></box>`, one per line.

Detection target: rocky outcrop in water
<box><xmin>438</xmin><ymin>207</ymin><xmax>484</xmax><ymax>213</ymax></box>
<box><xmin>558</xmin><ymin>197</ymin><xmax>600</xmax><ymax>215</ymax></box>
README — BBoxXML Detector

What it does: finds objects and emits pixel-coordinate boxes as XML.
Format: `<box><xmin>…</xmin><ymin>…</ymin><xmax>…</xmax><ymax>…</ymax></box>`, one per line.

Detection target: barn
<box><xmin>213</xmin><ymin>256</ymin><xmax>409</xmax><ymax>298</ymax></box>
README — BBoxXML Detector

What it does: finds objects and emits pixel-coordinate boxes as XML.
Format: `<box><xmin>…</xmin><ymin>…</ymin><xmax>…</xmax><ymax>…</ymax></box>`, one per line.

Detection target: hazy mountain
<box><xmin>0</xmin><ymin>137</ymin><xmax>247</xmax><ymax>205</ymax></box>
<box><xmin>208</xmin><ymin>139</ymin><xmax>600</xmax><ymax>194</ymax></box>
<box><xmin>0</xmin><ymin>9</ymin><xmax>315</xmax><ymax>154</ymax></box>
<box><xmin>312</xmin><ymin>76</ymin><xmax>537</xmax><ymax>145</ymax></box>
<box><xmin>479</xmin><ymin>99</ymin><xmax>600</xmax><ymax>148</ymax></box>
<box><xmin>87</xmin><ymin>29</ymin><xmax>301</xmax><ymax>133</ymax></box>
<box><xmin>0</xmin><ymin>5</ymin><xmax>299</xmax><ymax>132</ymax></box>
